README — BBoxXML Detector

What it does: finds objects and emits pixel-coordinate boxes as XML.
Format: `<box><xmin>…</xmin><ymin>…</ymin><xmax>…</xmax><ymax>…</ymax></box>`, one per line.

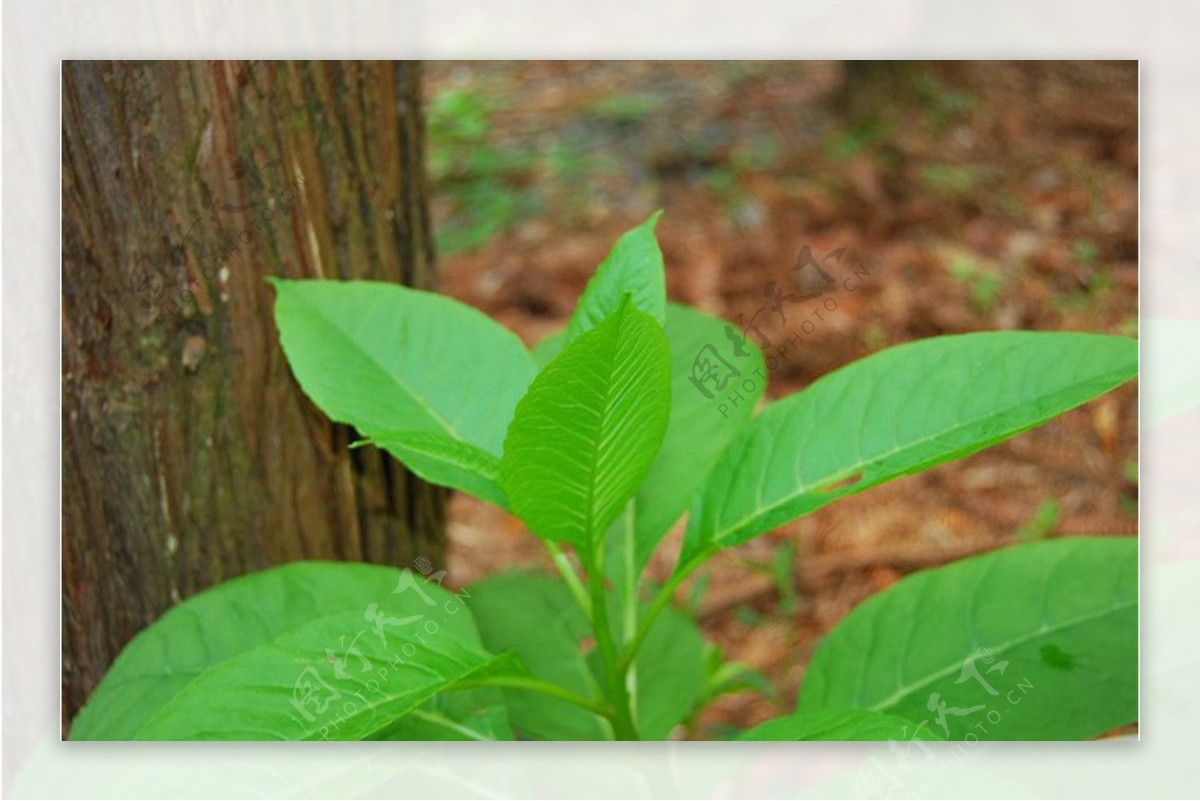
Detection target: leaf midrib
<box><xmin>583</xmin><ymin>306</ymin><xmax>633</xmax><ymax>546</ymax></box>
<box><xmin>863</xmin><ymin>599</ymin><xmax>1136</xmax><ymax>713</ymax></box>
<box><xmin>288</xmin><ymin>290</ymin><xmax>468</xmax><ymax>446</ymax></box>
<box><xmin>699</xmin><ymin>364</ymin><xmax>1133</xmax><ymax>550</ymax></box>
<box><xmin>374</xmin><ymin>432</ymin><xmax>501</xmax><ymax>479</ymax></box>
<box><xmin>140</xmin><ymin>652</ymin><xmax>503</xmax><ymax>741</ymax></box>
<box><xmin>128</xmin><ymin>606</ymin><xmax>485</xmax><ymax>739</ymax></box>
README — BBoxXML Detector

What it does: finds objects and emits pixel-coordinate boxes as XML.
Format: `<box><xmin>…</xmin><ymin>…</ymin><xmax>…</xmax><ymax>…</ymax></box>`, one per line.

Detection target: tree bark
<box><xmin>61</xmin><ymin>61</ymin><xmax>444</xmax><ymax>728</ymax></box>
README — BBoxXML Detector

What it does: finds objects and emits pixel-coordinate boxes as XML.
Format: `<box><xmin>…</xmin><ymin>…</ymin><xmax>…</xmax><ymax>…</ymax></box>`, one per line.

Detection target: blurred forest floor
<box><xmin>424</xmin><ymin>60</ymin><xmax>1138</xmax><ymax>739</ymax></box>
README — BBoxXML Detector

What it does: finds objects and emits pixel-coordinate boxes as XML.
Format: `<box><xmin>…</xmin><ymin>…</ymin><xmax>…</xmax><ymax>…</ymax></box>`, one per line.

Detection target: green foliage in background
<box><xmin>426</xmin><ymin>87</ymin><xmax>539</xmax><ymax>255</ymax></box>
<box><xmin>71</xmin><ymin>214</ymin><xmax>1138</xmax><ymax>741</ymax></box>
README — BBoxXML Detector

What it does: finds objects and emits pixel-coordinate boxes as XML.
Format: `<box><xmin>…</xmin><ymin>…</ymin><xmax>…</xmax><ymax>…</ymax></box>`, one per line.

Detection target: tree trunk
<box><xmin>60</xmin><ymin>60</ymin><xmax>444</xmax><ymax>728</ymax></box>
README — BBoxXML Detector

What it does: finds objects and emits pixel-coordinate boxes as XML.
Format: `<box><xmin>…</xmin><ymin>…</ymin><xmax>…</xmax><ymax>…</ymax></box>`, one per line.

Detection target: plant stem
<box><xmin>545</xmin><ymin>541</ymin><xmax>592</xmax><ymax>621</ymax></box>
<box><xmin>619</xmin><ymin>504</ymin><xmax>639</xmax><ymax>724</ymax></box>
<box><xmin>619</xmin><ymin>551</ymin><xmax>709</xmax><ymax>671</ymax></box>
<box><xmin>457</xmin><ymin>675</ymin><xmax>611</xmax><ymax>718</ymax></box>
<box><xmin>589</xmin><ymin>544</ymin><xmax>639</xmax><ymax>740</ymax></box>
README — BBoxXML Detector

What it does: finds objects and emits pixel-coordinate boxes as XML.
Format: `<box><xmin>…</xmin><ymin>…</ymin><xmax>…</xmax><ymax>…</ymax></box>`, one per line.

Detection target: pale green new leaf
<box><xmin>564</xmin><ymin>211</ymin><xmax>666</xmax><ymax>342</ymax></box>
<box><xmin>271</xmin><ymin>279</ymin><xmax>537</xmax><ymax>458</ymax></box>
<box><xmin>683</xmin><ymin>332</ymin><xmax>1137</xmax><ymax>563</ymax></box>
<box><xmin>70</xmin><ymin>562</ymin><xmax>514</xmax><ymax>741</ymax></box>
<box><xmin>363</xmin><ymin>431</ymin><xmax>507</xmax><ymax>509</ymax></box>
<box><xmin>799</xmin><ymin>537</ymin><xmax>1137</xmax><ymax>740</ymax></box>
<box><xmin>737</xmin><ymin>709</ymin><xmax>943</xmax><ymax>741</ymax></box>
<box><xmin>501</xmin><ymin>299</ymin><xmax>671</xmax><ymax>551</ymax></box>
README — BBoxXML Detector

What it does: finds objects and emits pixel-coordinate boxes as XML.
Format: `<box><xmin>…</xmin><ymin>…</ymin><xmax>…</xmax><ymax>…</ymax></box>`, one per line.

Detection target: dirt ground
<box><xmin>424</xmin><ymin>61</ymin><xmax>1138</xmax><ymax>739</ymax></box>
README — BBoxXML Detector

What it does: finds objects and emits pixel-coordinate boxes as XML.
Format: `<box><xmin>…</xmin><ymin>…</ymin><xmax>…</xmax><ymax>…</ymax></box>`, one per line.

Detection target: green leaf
<box><xmin>465</xmin><ymin>572</ymin><xmax>609</xmax><ymax>740</ymax></box>
<box><xmin>632</xmin><ymin>303</ymin><xmax>765</xmax><ymax>570</ymax></box>
<box><xmin>70</xmin><ymin>562</ymin><xmax>515</xmax><ymax>741</ymax></box>
<box><xmin>466</xmin><ymin>572</ymin><xmax>706</xmax><ymax>740</ymax></box>
<box><xmin>373</xmin><ymin>687</ymin><xmax>513</xmax><ymax>741</ymax></box>
<box><xmin>501</xmin><ymin>299</ymin><xmax>672</xmax><ymax>552</ymax></box>
<box><xmin>271</xmin><ymin>279</ymin><xmax>537</xmax><ymax>457</ymax></box>
<box><xmin>134</xmin><ymin>616</ymin><xmax>517</xmax><ymax>741</ymax></box>
<box><xmin>590</xmin><ymin>592</ymin><xmax>707</xmax><ymax>740</ymax></box>
<box><xmin>682</xmin><ymin>332</ymin><xmax>1138</xmax><ymax>563</ymax></box>
<box><xmin>564</xmin><ymin>211</ymin><xmax>666</xmax><ymax>342</ymax></box>
<box><xmin>737</xmin><ymin>709</ymin><xmax>943</xmax><ymax>741</ymax></box>
<box><xmin>798</xmin><ymin>537</ymin><xmax>1137</xmax><ymax>741</ymax></box>
<box><xmin>628</xmin><ymin>603</ymin><xmax>706</xmax><ymax>740</ymax></box>
<box><xmin>533</xmin><ymin>329</ymin><xmax>566</xmax><ymax>366</ymax></box>
<box><xmin>595</xmin><ymin>303</ymin><xmax>763</xmax><ymax>685</ymax></box>
<box><xmin>363</xmin><ymin>431</ymin><xmax>507</xmax><ymax>509</ymax></box>
<box><xmin>70</xmin><ymin>561</ymin><xmax>407</xmax><ymax>740</ymax></box>
<box><xmin>601</xmin><ymin>304</ymin><xmax>765</xmax><ymax>651</ymax></box>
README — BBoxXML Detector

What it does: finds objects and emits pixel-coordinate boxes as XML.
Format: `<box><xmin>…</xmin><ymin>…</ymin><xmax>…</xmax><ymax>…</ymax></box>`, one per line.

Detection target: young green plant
<box><xmin>70</xmin><ymin>213</ymin><xmax>1138</xmax><ymax>741</ymax></box>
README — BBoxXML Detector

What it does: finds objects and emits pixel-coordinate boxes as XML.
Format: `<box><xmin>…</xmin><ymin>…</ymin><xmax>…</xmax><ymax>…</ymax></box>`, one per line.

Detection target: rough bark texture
<box><xmin>61</xmin><ymin>61</ymin><xmax>444</xmax><ymax>727</ymax></box>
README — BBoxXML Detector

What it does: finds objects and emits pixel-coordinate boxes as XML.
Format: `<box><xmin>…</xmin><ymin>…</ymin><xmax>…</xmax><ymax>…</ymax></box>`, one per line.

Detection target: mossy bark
<box><xmin>61</xmin><ymin>61</ymin><xmax>444</xmax><ymax>726</ymax></box>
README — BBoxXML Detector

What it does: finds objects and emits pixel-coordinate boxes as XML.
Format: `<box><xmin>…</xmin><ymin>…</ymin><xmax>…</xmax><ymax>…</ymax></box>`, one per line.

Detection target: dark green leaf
<box><xmin>798</xmin><ymin>537</ymin><xmax>1137</xmax><ymax>740</ymax></box>
<box><xmin>737</xmin><ymin>709</ymin><xmax>943</xmax><ymax>741</ymax></box>
<box><xmin>590</xmin><ymin>592</ymin><xmax>707</xmax><ymax>741</ymax></box>
<box><xmin>70</xmin><ymin>562</ymin><xmax>513</xmax><ymax>741</ymax></box>
<box><xmin>466</xmin><ymin>572</ymin><xmax>705</xmax><ymax>740</ymax></box>
<box><xmin>466</xmin><ymin>572</ymin><xmax>608</xmax><ymax>740</ymax></box>
<box><xmin>629</xmin><ymin>603</ymin><xmax>706</xmax><ymax>740</ymax></box>
<box><xmin>373</xmin><ymin>687</ymin><xmax>512</xmax><ymax>741</ymax></box>
<box><xmin>133</xmin><ymin>613</ymin><xmax>517</xmax><ymax>740</ymax></box>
